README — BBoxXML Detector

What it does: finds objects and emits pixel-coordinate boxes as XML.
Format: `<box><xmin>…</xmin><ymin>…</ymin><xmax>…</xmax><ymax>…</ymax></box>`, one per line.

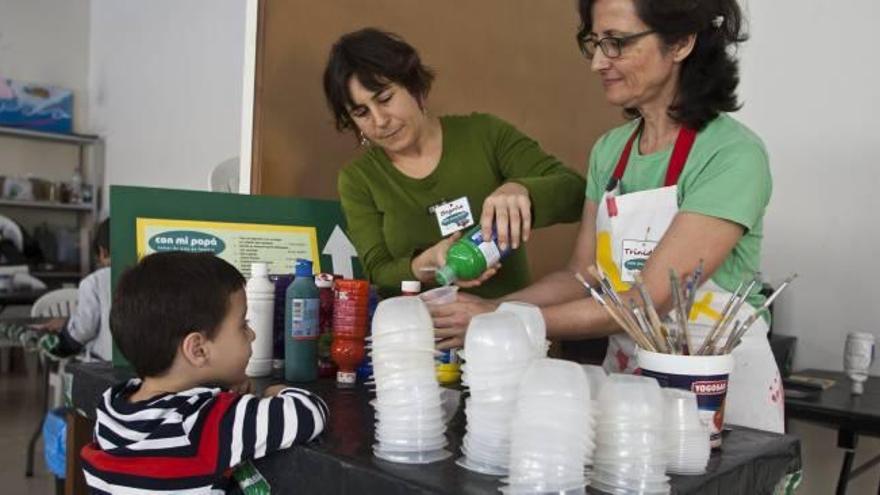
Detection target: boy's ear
<box><xmin>97</xmin><ymin>246</ymin><xmax>111</xmax><ymax>265</ymax></box>
<box><xmin>180</xmin><ymin>331</ymin><xmax>210</xmax><ymax>367</ymax></box>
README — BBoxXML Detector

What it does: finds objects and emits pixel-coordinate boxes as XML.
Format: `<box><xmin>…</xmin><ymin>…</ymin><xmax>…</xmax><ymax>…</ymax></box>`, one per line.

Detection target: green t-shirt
<box><xmin>585</xmin><ymin>114</ymin><xmax>772</xmax><ymax>307</ymax></box>
<box><xmin>339</xmin><ymin>112</ymin><xmax>585</xmax><ymax>298</ymax></box>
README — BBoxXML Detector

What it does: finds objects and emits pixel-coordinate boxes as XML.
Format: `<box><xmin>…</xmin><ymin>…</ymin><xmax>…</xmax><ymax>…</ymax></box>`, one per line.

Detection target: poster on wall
<box><xmin>136</xmin><ymin>217</ymin><xmax>320</xmax><ymax>277</ymax></box>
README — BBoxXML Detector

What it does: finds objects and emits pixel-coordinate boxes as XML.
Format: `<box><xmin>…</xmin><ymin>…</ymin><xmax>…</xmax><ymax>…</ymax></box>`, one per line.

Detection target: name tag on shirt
<box><xmin>620</xmin><ymin>239</ymin><xmax>657</xmax><ymax>283</ymax></box>
<box><xmin>432</xmin><ymin>196</ymin><xmax>475</xmax><ymax>236</ymax></box>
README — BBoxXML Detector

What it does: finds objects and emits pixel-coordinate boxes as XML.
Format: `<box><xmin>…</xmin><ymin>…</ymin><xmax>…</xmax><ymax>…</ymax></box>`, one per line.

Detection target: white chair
<box><xmin>31</xmin><ymin>288</ymin><xmax>78</xmax><ymax>319</ymax></box>
<box><xmin>26</xmin><ymin>288</ymin><xmax>79</xmax><ymax>477</ymax></box>
<box><xmin>0</xmin><ymin>214</ymin><xmax>24</xmax><ymax>252</ymax></box>
<box><xmin>30</xmin><ymin>288</ymin><xmax>78</xmax><ymax>407</ymax></box>
<box><xmin>31</xmin><ymin>289</ymin><xmax>78</xmax><ymax>409</ymax></box>
<box><xmin>209</xmin><ymin>157</ymin><xmax>241</xmax><ymax>193</ymax></box>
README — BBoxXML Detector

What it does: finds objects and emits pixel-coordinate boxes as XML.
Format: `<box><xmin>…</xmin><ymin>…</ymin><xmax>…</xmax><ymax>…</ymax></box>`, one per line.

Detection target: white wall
<box><xmin>0</xmin><ymin>0</ymin><xmax>90</xmax><ymax>182</ymax></box>
<box><xmin>738</xmin><ymin>2</ymin><xmax>880</xmax><ymax>494</ymax></box>
<box><xmin>89</xmin><ymin>0</ymin><xmax>248</xmax><ymax>199</ymax></box>
<box><xmin>739</xmin><ymin>0</ymin><xmax>880</xmax><ymax>374</ymax></box>
<box><xmin>0</xmin><ymin>0</ymin><xmax>91</xmax><ymax>272</ymax></box>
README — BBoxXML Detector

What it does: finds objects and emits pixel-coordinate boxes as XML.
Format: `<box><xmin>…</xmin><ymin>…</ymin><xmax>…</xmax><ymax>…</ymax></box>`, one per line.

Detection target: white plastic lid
<box><xmin>250</xmin><ymin>262</ymin><xmax>268</xmax><ymax>277</ymax></box>
<box><xmin>401</xmin><ymin>280</ymin><xmax>422</xmax><ymax>294</ymax></box>
<box><xmin>337</xmin><ymin>371</ymin><xmax>356</xmax><ymax>384</ymax></box>
<box><xmin>847</xmin><ymin>332</ymin><xmax>875</xmax><ymax>342</ymax></box>
<box><xmin>315</xmin><ymin>273</ymin><xmax>334</xmax><ymax>288</ymax></box>
<box><xmin>852</xmin><ymin>380</ymin><xmax>865</xmax><ymax>395</ymax></box>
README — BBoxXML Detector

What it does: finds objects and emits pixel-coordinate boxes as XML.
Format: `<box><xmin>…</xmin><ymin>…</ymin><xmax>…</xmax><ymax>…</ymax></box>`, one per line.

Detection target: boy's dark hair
<box><xmin>93</xmin><ymin>218</ymin><xmax>110</xmax><ymax>257</ymax></box>
<box><xmin>576</xmin><ymin>0</ymin><xmax>747</xmax><ymax>130</ymax></box>
<box><xmin>110</xmin><ymin>252</ymin><xmax>245</xmax><ymax>378</ymax></box>
<box><xmin>323</xmin><ymin>27</ymin><xmax>435</xmax><ymax>134</ymax></box>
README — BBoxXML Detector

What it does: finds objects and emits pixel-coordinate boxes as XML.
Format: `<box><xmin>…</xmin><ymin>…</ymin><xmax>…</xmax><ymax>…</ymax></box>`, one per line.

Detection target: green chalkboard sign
<box><xmin>109</xmin><ymin>185</ymin><xmax>362</xmax><ymax>367</ymax></box>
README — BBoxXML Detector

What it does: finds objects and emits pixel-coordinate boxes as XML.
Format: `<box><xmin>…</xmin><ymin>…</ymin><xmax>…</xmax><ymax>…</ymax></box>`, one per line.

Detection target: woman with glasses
<box><xmin>432</xmin><ymin>0</ymin><xmax>783</xmax><ymax>434</ymax></box>
<box><xmin>324</xmin><ymin>28</ymin><xmax>585</xmax><ymax>298</ymax></box>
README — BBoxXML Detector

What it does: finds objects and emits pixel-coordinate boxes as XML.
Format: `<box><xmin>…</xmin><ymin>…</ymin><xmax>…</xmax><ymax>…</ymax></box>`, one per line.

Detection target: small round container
<box><xmin>637</xmin><ymin>347</ymin><xmax>734</xmax><ymax>448</ymax></box>
<box><xmin>373</xmin><ymin>445</ymin><xmax>451</xmax><ymax>464</ymax></box>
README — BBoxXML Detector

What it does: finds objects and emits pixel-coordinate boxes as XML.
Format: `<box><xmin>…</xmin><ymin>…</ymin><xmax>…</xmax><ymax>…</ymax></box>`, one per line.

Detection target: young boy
<box><xmin>80</xmin><ymin>252</ymin><xmax>328</xmax><ymax>493</ymax></box>
<box><xmin>39</xmin><ymin>218</ymin><xmax>112</xmax><ymax>360</ymax></box>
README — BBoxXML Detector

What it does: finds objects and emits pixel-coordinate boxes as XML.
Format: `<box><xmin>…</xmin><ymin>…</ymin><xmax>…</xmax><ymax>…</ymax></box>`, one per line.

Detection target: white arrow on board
<box><xmin>322</xmin><ymin>225</ymin><xmax>357</xmax><ymax>279</ymax></box>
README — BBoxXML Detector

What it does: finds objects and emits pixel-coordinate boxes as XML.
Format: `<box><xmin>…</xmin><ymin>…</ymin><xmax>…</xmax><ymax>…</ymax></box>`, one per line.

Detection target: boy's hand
<box><xmin>263</xmin><ymin>384</ymin><xmax>290</xmax><ymax>397</ymax></box>
<box><xmin>229</xmin><ymin>378</ymin><xmax>254</xmax><ymax>395</ymax></box>
<box><xmin>29</xmin><ymin>318</ymin><xmax>67</xmax><ymax>333</ymax></box>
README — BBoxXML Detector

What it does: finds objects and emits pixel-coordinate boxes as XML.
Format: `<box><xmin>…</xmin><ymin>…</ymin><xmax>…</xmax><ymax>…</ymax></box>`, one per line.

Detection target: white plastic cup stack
<box><xmin>496</xmin><ymin>301</ymin><xmax>548</xmax><ymax>358</ymax></box>
<box><xmin>590</xmin><ymin>374</ymin><xmax>671</xmax><ymax>495</ymax></box>
<box><xmin>503</xmin><ymin>359</ymin><xmax>594</xmax><ymax>494</ymax></box>
<box><xmin>580</xmin><ymin>364</ymin><xmax>607</xmax><ymax>473</ymax></box>
<box><xmin>662</xmin><ymin>389</ymin><xmax>710</xmax><ymax>475</ymax></box>
<box><xmin>457</xmin><ymin>312</ymin><xmax>535</xmax><ymax>476</ymax></box>
<box><xmin>368</xmin><ymin>296</ymin><xmax>451</xmax><ymax>464</ymax></box>
<box><xmin>581</xmin><ymin>364</ymin><xmax>608</xmax><ymax>409</ymax></box>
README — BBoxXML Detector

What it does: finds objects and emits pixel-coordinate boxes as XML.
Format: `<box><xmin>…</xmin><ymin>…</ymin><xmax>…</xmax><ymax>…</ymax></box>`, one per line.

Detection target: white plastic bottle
<box><xmin>246</xmin><ymin>262</ymin><xmax>275</xmax><ymax>377</ymax></box>
<box><xmin>70</xmin><ymin>169</ymin><xmax>83</xmax><ymax>203</ymax></box>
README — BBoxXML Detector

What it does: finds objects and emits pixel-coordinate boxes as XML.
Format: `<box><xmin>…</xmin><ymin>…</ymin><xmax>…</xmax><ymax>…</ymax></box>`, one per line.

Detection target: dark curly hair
<box><xmin>576</xmin><ymin>0</ymin><xmax>747</xmax><ymax>130</ymax></box>
<box><xmin>323</xmin><ymin>28</ymin><xmax>435</xmax><ymax>134</ymax></box>
<box><xmin>110</xmin><ymin>252</ymin><xmax>245</xmax><ymax>378</ymax></box>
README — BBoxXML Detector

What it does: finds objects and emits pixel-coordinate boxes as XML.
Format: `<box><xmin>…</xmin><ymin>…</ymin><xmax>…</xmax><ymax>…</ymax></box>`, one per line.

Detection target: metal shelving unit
<box><xmin>0</xmin><ymin>126</ymin><xmax>99</xmax><ymax>145</ymax></box>
<box><xmin>0</xmin><ymin>198</ymin><xmax>93</xmax><ymax>211</ymax></box>
<box><xmin>0</xmin><ymin>126</ymin><xmax>104</xmax><ymax>281</ymax></box>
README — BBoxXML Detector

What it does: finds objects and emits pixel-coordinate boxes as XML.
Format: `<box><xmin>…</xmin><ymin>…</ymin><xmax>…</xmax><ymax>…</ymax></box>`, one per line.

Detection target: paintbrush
<box><xmin>685</xmin><ymin>259</ymin><xmax>704</xmax><ymax>319</ymax></box>
<box><xmin>725</xmin><ymin>274</ymin><xmax>798</xmax><ymax>352</ymax></box>
<box><xmin>587</xmin><ymin>267</ymin><xmax>648</xmax><ymax>338</ymax></box>
<box><xmin>697</xmin><ymin>279</ymin><xmax>744</xmax><ymax>355</ymax></box>
<box><xmin>633</xmin><ymin>273</ymin><xmax>665</xmax><ymax>340</ymax></box>
<box><xmin>709</xmin><ymin>273</ymin><xmax>761</xmax><ymax>352</ymax></box>
<box><xmin>587</xmin><ymin>266</ymin><xmax>624</xmax><ymax>308</ymax></box>
<box><xmin>669</xmin><ymin>269</ymin><xmax>692</xmax><ymax>354</ymax></box>
<box><xmin>631</xmin><ymin>302</ymin><xmax>664</xmax><ymax>352</ymax></box>
<box><xmin>575</xmin><ymin>272</ymin><xmax>655</xmax><ymax>351</ymax></box>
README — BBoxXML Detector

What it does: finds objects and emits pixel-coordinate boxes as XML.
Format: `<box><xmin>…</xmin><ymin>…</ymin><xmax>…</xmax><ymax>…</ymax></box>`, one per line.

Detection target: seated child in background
<box><xmin>81</xmin><ymin>252</ymin><xmax>328</xmax><ymax>494</ymax></box>
<box><xmin>38</xmin><ymin>218</ymin><xmax>112</xmax><ymax>360</ymax></box>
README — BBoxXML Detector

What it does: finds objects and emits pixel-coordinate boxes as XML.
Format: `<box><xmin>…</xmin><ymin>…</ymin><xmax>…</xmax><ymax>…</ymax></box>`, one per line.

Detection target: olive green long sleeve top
<box><xmin>338</xmin><ymin>113</ymin><xmax>585</xmax><ymax>298</ymax></box>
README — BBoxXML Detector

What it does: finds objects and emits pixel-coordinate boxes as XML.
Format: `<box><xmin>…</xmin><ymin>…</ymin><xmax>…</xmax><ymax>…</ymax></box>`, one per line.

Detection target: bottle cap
<box><xmin>315</xmin><ymin>273</ymin><xmax>334</xmax><ymax>288</ymax></box>
<box><xmin>294</xmin><ymin>258</ymin><xmax>314</xmax><ymax>277</ymax></box>
<box><xmin>337</xmin><ymin>371</ymin><xmax>357</xmax><ymax>385</ymax></box>
<box><xmin>852</xmin><ymin>380</ymin><xmax>865</xmax><ymax>395</ymax></box>
<box><xmin>401</xmin><ymin>280</ymin><xmax>421</xmax><ymax>294</ymax></box>
<box><xmin>434</xmin><ymin>265</ymin><xmax>457</xmax><ymax>287</ymax></box>
<box><xmin>250</xmin><ymin>262</ymin><xmax>268</xmax><ymax>278</ymax></box>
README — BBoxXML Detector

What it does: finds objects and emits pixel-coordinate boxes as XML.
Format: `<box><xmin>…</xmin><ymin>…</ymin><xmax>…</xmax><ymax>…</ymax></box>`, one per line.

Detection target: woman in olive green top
<box><xmin>323</xmin><ymin>28</ymin><xmax>585</xmax><ymax>299</ymax></box>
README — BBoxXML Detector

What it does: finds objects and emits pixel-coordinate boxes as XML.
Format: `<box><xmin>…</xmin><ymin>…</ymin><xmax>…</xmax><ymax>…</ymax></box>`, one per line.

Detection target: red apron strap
<box><xmin>611</xmin><ymin>122</ymin><xmax>642</xmax><ymax>183</ymax></box>
<box><xmin>608</xmin><ymin>122</ymin><xmax>697</xmax><ymax>191</ymax></box>
<box><xmin>664</xmin><ymin>127</ymin><xmax>697</xmax><ymax>186</ymax></box>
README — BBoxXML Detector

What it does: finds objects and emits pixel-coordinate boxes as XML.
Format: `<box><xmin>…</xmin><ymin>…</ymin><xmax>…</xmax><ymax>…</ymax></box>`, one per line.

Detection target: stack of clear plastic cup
<box><xmin>591</xmin><ymin>374</ymin><xmax>670</xmax><ymax>495</ymax></box>
<box><xmin>457</xmin><ymin>312</ymin><xmax>535</xmax><ymax>475</ymax></box>
<box><xmin>367</xmin><ymin>296</ymin><xmax>451</xmax><ymax>464</ymax></box>
<box><xmin>581</xmin><ymin>365</ymin><xmax>608</xmax><ymax>407</ymax></box>
<box><xmin>662</xmin><ymin>389</ymin><xmax>710</xmax><ymax>475</ymax></box>
<box><xmin>496</xmin><ymin>301</ymin><xmax>548</xmax><ymax>358</ymax></box>
<box><xmin>503</xmin><ymin>359</ymin><xmax>594</xmax><ymax>494</ymax></box>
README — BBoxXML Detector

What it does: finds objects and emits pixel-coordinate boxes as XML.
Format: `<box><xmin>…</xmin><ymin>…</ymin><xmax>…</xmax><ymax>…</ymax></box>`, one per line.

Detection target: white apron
<box><xmin>596</xmin><ymin>122</ymin><xmax>784</xmax><ymax>434</ymax></box>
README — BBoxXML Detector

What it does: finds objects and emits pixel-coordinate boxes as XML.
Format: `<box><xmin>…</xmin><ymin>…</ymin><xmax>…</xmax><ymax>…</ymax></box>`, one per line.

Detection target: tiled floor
<box><xmin>0</xmin><ymin>350</ymin><xmax>58</xmax><ymax>494</ymax></box>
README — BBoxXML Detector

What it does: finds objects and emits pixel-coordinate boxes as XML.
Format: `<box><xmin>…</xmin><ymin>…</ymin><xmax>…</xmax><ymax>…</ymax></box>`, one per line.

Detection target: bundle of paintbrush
<box><xmin>695</xmin><ymin>272</ymin><xmax>798</xmax><ymax>355</ymax></box>
<box><xmin>574</xmin><ymin>265</ymin><xmax>797</xmax><ymax>356</ymax></box>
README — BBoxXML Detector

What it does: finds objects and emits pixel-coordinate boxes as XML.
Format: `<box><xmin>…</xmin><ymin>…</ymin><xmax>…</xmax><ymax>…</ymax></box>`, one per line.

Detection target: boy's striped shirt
<box><xmin>81</xmin><ymin>379</ymin><xmax>328</xmax><ymax>494</ymax></box>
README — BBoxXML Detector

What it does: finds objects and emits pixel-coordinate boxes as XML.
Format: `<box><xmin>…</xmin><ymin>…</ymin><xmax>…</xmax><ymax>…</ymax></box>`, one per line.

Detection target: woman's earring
<box><xmin>359</xmin><ymin>131</ymin><xmax>369</xmax><ymax>147</ymax></box>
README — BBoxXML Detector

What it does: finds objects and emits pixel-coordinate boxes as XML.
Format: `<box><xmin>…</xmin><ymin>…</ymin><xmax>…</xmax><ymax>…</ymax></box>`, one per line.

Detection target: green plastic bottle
<box><xmin>435</xmin><ymin>225</ymin><xmax>512</xmax><ymax>286</ymax></box>
<box><xmin>233</xmin><ymin>460</ymin><xmax>271</xmax><ymax>495</ymax></box>
<box><xmin>284</xmin><ymin>258</ymin><xmax>319</xmax><ymax>382</ymax></box>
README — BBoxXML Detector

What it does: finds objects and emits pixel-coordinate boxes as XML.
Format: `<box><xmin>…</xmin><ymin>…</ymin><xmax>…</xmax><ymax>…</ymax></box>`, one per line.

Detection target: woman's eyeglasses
<box><xmin>579</xmin><ymin>30</ymin><xmax>655</xmax><ymax>59</ymax></box>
